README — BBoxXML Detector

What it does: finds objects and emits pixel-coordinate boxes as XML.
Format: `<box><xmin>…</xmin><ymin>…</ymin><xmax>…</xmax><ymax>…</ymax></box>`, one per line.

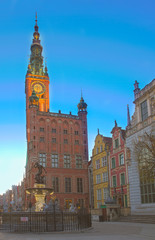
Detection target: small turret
<box><xmin>134</xmin><ymin>80</ymin><xmax>140</xmax><ymax>100</ymax></box>
<box><xmin>127</xmin><ymin>104</ymin><xmax>131</xmax><ymax>126</ymax></box>
<box><xmin>29</xmin><ymin>90</ymin><xmax>39</xmax><ymax>107</ymax></box>
<box><xmin>77</xmin><ymin>92</ymin><xmax>87</xmax><ymax>113</ymax></box>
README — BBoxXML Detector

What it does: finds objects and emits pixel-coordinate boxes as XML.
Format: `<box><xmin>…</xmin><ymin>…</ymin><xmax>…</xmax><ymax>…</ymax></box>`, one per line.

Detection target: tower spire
<box><xmin>34</xmin><ymin>12</ymin><xmax>39</xmax><ymax>33</ymax></box>
<box><xmin>27</xmin><ymin>15</ymin><xmax>46</xmax><ymax>76</ymax></box>
<box><xmin>127</xmin><ymin>104</ymin><xmax>131</xmax><ymax>126</ymax></box>
<box><xmin>35</xmin><ymin>12</ymin><xmax>38</xmax><ymax>25</ymax></box>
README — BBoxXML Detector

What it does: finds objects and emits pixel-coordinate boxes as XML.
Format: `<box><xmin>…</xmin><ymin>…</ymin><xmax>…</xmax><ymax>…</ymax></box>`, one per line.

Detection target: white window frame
<box><xmin>102</xmin><ymin>156</ymin><xmax>107</xmax><ymax>167</ymax></box>
<box><xmin>103</xmin><ymin>188</ymin><xmax>108</xmax><ymax>203</ymax></box>
<box><xmin>51</xmin><ymin>154</ymin><xmax>58</xmax><ymax>168</ymax></box>
<box><xmin>97</xmin><ymin>189</ymin><xmax>102</xmax><ymax>201</ymax></box>
<box><xmin>119</xmin><ymin>153</ymin><xmax>124</xmax><ymax>165</ymax></box>
<box><xmin>96</xmin><ymin>159</ymin><xmax>100</xmax><ymax>169</ymax></box>
<box><xmin>102</xmin><ymin>172</ymin><xmax>108</xmax><ymax>182</ymax></box>
<box><xmin>96</xmin><ymin>174</ymin><xmax>101</xmax><ymax>184</ymax></box>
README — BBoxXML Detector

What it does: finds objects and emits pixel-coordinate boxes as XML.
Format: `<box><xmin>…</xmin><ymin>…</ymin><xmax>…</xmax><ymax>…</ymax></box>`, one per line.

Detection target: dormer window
<box><xmin>141</xmin><ymin>100</ymin><xmax>148</xmax><ymax>121</ymax></box>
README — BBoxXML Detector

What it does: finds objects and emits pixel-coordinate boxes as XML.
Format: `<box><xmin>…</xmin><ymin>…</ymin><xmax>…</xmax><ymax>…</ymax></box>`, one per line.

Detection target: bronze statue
<box><xmin>33</xmin><ymin>162</ymin><xmax>47</xmax><ymax>184</ymax></box>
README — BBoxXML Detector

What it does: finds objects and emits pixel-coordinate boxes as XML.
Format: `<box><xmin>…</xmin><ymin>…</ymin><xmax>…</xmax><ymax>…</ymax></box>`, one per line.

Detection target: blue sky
<box><xmin>0</xmin><ymin>0</ymin><xmax>155</xmax><ymax>194</ymax></box>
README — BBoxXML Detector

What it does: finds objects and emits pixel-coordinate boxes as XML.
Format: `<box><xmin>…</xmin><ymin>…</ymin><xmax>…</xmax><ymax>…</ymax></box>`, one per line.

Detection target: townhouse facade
<box><xmin>91</xmin><ymin>131</ymin><xmax>112</xmax><ymax>208</ymax></box>
<box><xmin>109</xmin><ymin>121</ymin><xmax>130</xmax><ymax>208</ymax></box>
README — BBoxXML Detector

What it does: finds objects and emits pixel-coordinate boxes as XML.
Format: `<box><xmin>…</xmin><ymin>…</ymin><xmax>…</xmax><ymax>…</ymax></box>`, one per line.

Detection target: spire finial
<box><xmin>98</xmin><ymin>128</ymin><xmax>99</xmax><ymax>135</ymax></box>
<box><xmin>127</xmin><ymin>104</ymin><xmax>131</xmax><ymax>126</ymax></box>
<box><xmin>81</xmin><ymin>89</ymin><xmax>83</xmax><ymax>98</ymax></box>
<box><xmin>35</xmin><ymin>12</ymin><xmax>38</xmax><ymax>25</ymax></box>
<box><xmin>115</xmin><ymin>120</ymin><xmax>117</xmax><ymax>127</ymax></box>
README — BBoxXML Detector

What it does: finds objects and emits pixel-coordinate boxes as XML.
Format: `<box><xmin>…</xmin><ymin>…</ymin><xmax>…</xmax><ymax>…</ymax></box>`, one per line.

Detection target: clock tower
<box><xmin>25</xmin><ymin>15</ymin><xmax>50</xmax><ymax>142</ymax></box>
<box><xmin>25</xmin><ymin>17</ymin><xmax>89</xmax><ymax>210</ymax></box>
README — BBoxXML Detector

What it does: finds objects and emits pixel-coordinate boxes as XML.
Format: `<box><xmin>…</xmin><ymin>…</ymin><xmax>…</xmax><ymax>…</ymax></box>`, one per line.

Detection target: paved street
<box><xmin>0</xmin><ymin>221</ymin><xmax>155</xmax><ymax>240</ymax></box>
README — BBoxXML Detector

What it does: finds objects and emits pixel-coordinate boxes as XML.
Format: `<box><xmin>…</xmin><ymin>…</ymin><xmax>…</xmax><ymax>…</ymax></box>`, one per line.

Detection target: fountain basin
<box><xmin>26</xmin><ymin>184</ymin><xmax>54</xmax><ymax>211</ymax></box>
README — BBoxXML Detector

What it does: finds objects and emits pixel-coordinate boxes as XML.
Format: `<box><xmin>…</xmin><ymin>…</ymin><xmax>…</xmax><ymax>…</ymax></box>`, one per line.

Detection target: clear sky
<box><xmin>0</xmin><ymin>0</ymin><xmax>155</xmax><ymax>194</ymax></box>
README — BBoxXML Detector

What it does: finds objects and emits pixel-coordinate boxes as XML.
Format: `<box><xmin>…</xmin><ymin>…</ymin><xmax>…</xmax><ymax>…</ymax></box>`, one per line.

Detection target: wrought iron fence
<box><xmin>0</xmin><ymin>211</ymin><xmax>91</xmax><ymax>232</ymax></box>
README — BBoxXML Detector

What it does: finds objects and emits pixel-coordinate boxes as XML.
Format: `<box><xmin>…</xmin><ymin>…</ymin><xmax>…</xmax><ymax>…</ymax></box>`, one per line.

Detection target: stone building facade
<box><xmin>25</xmin><ymin>18</ymin><xmax>89</xmax><ymax>210</ymax></box>
<box><xmin>126</xmin><ymin>79</ymin><xmax>155</xmax><ymax>214</ymax></box>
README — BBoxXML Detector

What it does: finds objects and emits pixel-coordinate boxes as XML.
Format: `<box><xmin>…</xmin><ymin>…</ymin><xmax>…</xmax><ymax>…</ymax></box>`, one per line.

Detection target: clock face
<box><xmin>31</xmin><ymin>81</ymin><xmax>45</xmax><ymax>94</ymax></box>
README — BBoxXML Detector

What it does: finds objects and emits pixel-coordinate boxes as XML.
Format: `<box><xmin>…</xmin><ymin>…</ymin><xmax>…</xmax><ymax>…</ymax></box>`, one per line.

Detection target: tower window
<box><xmin>40</xmin><ymin>137</ymin><xmax>44</xmax><ymax>142</ymax></box>
<box><xmin>76</xmin><ymin>155</ymin><xmax>82</xmax><ymax>168</ymax></box>
<box><xmin>65</xmin><ymin>178</ymin><xmax>71</xmax><ymax>193</ymax></box>
<box><xmin>75</xmin><ymin>140</ymin><xmax>79</xmax><ymax>145</ymax></box>
<box><xmin>77</xmin><ymin>178</ymin><xmax>83</xmax><ymax>193</ymax></box>
<box><xmin>52</xmin><ymin>128</ymin><xmax>56</xmax><ymax>133</ymax></box>
<box><xmin>64</xmin><ymin>139</ymin><xmax>68</xmax><ymax>144</ymax></box>
<box><xmin>39</xmin><ymin>153</ymin><xmax>46</xmax><ymax>167</ymax></box>
<box><xmin>51</xmin><ymin>154</ymin><xmax>58</xmax><ymax>168</ymax></box>
<box><xmin>52</xmin><ymin>177</ymin><xmax>59</xmax><ymax>192</ymax></box>
<box><xmin>40</xmin><ymin>127</ymin><xmax>44</xmax><ymax>132</ymax></box>
<box><xmin>52</xmin><ymin>138</ymin><xmax>56</xmax><ymax>143</ymax></box>
<box><xmin>64</xmin><ymin>129</ymin><xmax>68</xmax><ymax>134</ymax></box>
<box><xmin>64</xmin><ymin>155</ymin><xmax>71</xmax><ymax>168</ymax></box>
<box><xmin>75</xmin><ymin>131</ymin><xmax>79</xmax><ymax>135</ymax></box>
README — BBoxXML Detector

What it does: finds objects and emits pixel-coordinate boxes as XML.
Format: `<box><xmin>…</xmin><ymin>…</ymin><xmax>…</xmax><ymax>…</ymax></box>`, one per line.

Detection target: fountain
<box><xmin>26</xmin><ymin>162</ymin><xmax>54</xmax><ymax>211</ymax></box>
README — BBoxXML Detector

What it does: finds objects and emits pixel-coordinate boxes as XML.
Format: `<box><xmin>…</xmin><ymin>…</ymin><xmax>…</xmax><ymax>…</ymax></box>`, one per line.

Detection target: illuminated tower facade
<box><xmin>25</xmin><ymin>17</ymin><xmax>89</xmax><ymax>210</ymax></box>
<box><xmin>25</xmin><ymin>15</ymin><xmax>49</xmax><ymax>142</ymax></box>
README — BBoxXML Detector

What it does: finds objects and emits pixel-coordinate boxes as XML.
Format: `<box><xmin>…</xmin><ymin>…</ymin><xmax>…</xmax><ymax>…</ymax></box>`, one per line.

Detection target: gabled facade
<box><xmin>109</xmin><ymin>121</ymin><xmax>130</xmax><ymax>208</ymax></box>
<box><xmin>126</xmin><ymin>79</ymin><xmax>155</xmax><ymax>214</ymax></box>
<box><xmin>91</xmin><ymin>131</ymin><xmax>112</xmax><ymax>208</ymax></box>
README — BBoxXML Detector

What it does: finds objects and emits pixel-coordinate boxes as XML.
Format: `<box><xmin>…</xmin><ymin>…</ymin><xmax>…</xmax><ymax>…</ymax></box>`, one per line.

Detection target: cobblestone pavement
<box><xmin>0</xmin><ymin>221</ymin><xmax>155</xmax><ymax>240</ymax></box>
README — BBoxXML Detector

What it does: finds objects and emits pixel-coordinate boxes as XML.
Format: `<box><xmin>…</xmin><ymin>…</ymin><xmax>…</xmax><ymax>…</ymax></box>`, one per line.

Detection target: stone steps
<box><xmin>116</xmin><ymin>215</ymin><xmax>155</xmax><ymax>224</ymax></box>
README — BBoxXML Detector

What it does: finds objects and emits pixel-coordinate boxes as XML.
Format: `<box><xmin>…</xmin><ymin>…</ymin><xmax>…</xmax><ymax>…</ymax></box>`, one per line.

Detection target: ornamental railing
<box><xmin>0</xmin><ymin>211</ymin><xmax>91</xmax><ymax>232</ymax></box>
